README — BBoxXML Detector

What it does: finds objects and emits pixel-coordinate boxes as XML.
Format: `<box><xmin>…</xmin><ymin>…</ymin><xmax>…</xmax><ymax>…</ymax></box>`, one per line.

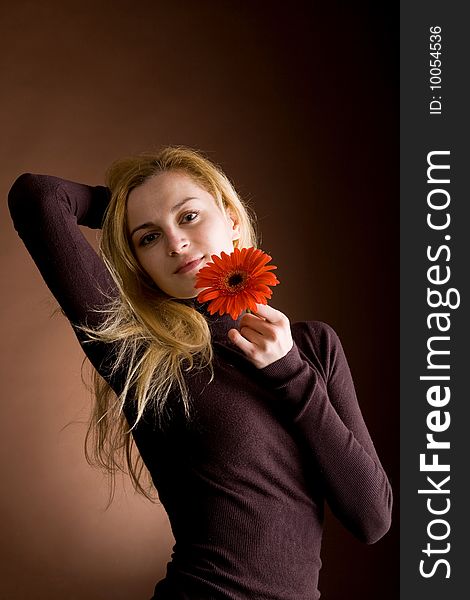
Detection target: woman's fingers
<box><xmin>251</xmin><ymin>302</ymin><xmax>288</xmax><ymax>325</ymax></box>
<box><xmin>228</xmin><ymin>303</ymin><xmax>293</xmax><ymax>369</ymax></box>
<box><xmin>228</xmin><ymin>328</ymin><xmax>258</xmax><ymax>360</ymax></box>
<box><xmin>238</xmin><ymin>312</ymin><xmax>270</xmax><ymax>335</ymax></box>
<box><xmin>239</xmin><ymin>304</ymin><xmax>288</xmax><ymax>333</ymax></box>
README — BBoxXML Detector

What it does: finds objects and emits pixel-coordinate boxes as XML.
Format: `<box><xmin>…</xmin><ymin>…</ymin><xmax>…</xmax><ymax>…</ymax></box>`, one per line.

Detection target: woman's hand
<box><xmin>227</xmin><ymin>303</ymin><xmax>294</xmax><ymax>369</ymax></box>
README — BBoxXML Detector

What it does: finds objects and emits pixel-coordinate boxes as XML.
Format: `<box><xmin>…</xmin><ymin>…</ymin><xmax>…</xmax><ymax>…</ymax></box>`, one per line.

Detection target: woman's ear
<box><xmin>226</xmin><ymin>208</ymin><xmax>241</xmax><ymax>242</ymax></box>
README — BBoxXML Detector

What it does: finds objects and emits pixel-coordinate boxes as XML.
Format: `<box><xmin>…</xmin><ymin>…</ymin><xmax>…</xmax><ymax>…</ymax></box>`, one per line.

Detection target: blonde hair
<box><xmin>77</xmin><ymin>146</ymin><xmax>258</xmax><ymax>505</ymax></box>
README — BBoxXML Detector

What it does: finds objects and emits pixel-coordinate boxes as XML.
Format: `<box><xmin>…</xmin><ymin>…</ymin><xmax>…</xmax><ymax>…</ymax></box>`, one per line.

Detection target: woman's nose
<box><xmin>166</xmin><ymin>230</ymin><xmax>189</xmax><ymax>255</ymax></box>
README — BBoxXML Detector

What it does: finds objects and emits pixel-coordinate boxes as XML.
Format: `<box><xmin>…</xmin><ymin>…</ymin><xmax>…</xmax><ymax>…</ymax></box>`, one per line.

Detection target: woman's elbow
<box><xmin>8</xmin><ymin>173</ymin><xmax>38</xmax><ymax>213</ymax></box>
<box><xmin>358</xmin><ymin>488</ymin><xmax>393</xmax><ymax>545</ymax></box>
<box><xmin>8</xmin><ymin>173</ymin><xmax>52</xmax><ymax>227</ymax></box>
<box><xmin>8</xmin><ymin>172</ymin><xmax>36</xmax><ymax>199</ymax></box>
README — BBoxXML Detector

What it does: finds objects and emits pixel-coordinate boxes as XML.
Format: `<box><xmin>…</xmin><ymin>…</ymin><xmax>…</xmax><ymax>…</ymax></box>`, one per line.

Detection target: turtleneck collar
<box><xmin>179</xmin><ymin>297</ymin><xmax>242</xmax><ymax>340</ymax></box>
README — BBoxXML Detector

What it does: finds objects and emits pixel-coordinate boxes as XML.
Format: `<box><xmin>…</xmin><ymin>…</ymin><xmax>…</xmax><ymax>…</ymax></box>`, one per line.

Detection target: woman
<box><xmin>8</xmin><ymin>146</ymin><xmax>392</xmax><ymax>600</ymax></box>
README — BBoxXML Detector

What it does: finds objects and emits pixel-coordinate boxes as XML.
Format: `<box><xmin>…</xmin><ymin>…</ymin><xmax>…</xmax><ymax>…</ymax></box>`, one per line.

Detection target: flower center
<box><xmin>225</xmin><ymin>270</ymin><xmax>247</xmax><ymax>291</ymax></box>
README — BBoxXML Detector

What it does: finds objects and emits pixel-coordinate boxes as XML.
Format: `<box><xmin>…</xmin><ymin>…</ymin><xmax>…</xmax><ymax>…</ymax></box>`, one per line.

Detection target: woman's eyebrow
<box><xmin>130</xmin><ymin>197</ymin><xmax>197</xmax><ymax>238</ymax></box>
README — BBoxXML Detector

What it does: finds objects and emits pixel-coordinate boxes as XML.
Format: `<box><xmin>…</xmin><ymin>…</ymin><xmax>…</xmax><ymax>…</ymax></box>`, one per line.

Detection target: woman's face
<box><xmin>127</xmin><ymin>171</ymin><xmax>240</xmax><ymax>299</ymax></box>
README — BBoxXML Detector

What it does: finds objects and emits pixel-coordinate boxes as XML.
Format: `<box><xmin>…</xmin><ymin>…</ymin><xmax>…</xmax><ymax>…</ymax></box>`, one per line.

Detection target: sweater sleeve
<box><xmin>259</xmin><ymin>321</ymin><xmax>393</xmax><ymax>544</ymax></box>
<box><xmin>7</xmin><ymin>173</ymin><xmax>118</xmax><ymax>379</ymax></box>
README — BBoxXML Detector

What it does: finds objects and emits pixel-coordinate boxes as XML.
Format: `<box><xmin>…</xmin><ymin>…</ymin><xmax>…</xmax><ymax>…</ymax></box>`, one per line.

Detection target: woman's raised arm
<box><xmin>8</xmin><ymin>173</ymin><xmax>118</xmax><ymax>367</ymax></box>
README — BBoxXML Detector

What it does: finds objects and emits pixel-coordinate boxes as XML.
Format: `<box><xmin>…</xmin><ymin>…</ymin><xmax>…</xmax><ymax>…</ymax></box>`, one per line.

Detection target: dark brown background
<box><xmin>1</xmin><ymin>1</ymin><xmax>398</xmax><ymax>598</ymax></box>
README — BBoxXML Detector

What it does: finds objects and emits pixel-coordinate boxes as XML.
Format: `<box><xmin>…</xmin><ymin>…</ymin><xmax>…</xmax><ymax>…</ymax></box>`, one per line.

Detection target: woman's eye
<box><xmin>140</xmin><ymin>232</ymin><xmax>159</xmax><ymax>246</ymax></box>
<box><xmin>182</xmin><ymin>211</ymin><xmax>199</xmax><ymax>223</ymax></box>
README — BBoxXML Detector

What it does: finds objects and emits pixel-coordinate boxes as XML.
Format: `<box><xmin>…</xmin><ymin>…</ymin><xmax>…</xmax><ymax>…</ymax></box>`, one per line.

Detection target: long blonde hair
<box><xmin>77</xmin><ymin>146</ymin><xmax>258</xmax><ymax>505</ymax></box>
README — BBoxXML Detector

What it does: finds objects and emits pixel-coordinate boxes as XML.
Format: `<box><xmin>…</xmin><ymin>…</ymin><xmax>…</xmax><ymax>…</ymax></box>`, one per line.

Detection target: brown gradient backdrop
<box><xmin>1</xmin><ymin>1</ymin><xmax>398</xmax><ymax>599</ymax></box>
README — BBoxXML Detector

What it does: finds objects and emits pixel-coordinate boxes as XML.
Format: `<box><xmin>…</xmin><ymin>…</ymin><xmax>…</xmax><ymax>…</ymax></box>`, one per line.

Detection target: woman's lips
<box><xmin>175</xmin><ymin>257</ymin><xmax>204</xmax><ymax>274</ymax></box>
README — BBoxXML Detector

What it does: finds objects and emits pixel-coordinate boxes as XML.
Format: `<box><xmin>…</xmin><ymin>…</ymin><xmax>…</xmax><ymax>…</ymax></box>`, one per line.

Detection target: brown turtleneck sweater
<box><xmin>8</xmin><ymin>173</ymin><xmax>392</xmax><ymax>600</ymax></box>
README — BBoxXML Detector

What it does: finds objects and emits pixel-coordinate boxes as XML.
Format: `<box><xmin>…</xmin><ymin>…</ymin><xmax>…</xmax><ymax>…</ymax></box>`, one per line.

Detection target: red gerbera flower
<box><xmin>195</xmin><ymin>247</ymin><xmax>280</xmax><ymax>320</ymax></box>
